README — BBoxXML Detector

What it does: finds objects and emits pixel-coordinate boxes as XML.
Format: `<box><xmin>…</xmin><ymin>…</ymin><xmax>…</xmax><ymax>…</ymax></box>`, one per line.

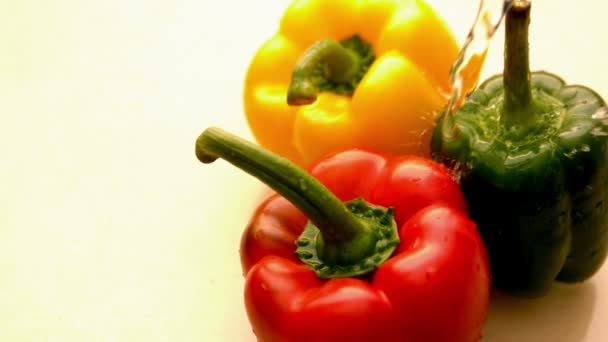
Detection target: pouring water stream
<box><xmin>444</xmin><ymin>0</ymin><xmax>517</xmax><ymax>132</ymax></box>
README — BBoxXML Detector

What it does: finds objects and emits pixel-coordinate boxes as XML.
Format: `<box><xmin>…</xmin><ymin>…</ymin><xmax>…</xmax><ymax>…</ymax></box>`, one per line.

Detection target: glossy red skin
<box><xmin>240</xmin><ymin>150</ymin><xmax>490</xmax><ymax>342</ymax></box>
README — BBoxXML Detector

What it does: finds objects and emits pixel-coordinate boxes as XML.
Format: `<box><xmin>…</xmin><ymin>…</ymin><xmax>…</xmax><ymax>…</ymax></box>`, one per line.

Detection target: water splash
<box><xmin>446</xmin><ymin>0</ymin><xmax>515</xmax><ymax>118</ymax></box>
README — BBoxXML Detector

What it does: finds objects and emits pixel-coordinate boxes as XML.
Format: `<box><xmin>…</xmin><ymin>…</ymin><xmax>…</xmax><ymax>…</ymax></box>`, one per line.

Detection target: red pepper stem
<box><xmin>197</xmin><ymin>127</ymin><xmax>399</xmax><ymax>278</ymax></box>
<box><xmin>287</xmin><ymin>39</ymin><xmax>361</xmax><ymax>105</ymax></box>
<box><xmin>502</xmin><ymin>0</ymin><xmax>534</xmax><ymax>127</ymax></box>
<box><xmin>196</xmin><ymin>127</ymin><xmax>371</xmax><ymax>243</ymax></box>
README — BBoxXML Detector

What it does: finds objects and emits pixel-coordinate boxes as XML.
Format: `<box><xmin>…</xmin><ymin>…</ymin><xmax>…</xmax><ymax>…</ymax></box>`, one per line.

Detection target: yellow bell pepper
<box><xmin>244</xmin><ymin>0</ymin><xmax>483</xmax><ymax>167</ymax></box>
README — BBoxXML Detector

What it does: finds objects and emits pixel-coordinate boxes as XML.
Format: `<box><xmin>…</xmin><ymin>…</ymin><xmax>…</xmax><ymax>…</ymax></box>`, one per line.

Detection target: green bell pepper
<box><xmin>431</xmin><ymin>1</ymin><xmax>608</xmax><ymax>297</ymax></box>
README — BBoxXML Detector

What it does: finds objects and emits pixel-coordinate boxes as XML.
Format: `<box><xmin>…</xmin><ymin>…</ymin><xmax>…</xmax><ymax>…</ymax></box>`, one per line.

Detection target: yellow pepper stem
<box><xmin>287</xmin><ymin>35</ymin><xmax>374</xmax><ymax>106</ymax></box>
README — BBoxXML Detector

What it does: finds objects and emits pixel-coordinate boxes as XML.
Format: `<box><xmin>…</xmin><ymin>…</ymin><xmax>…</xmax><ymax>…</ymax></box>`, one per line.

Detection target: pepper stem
<box><xmin>287</xmin><ymin>36</ymin><xmax>375</xmax><ymax>106</ymax></box>
<box><xmin>502</xmin><ymin>0</ymin><xmax>534</xmax><ymax>126</ymax></box>
<box><xmin>196</xmin><ymin>127</ymin><xmax>399</xmax><ymax>278</ymax></box>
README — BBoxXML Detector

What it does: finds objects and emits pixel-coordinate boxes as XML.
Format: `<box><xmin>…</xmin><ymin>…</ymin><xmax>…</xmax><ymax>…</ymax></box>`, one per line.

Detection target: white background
<box><xmin>1</xmin><ymin>0</ymin><xmax>607</xmax><ymax>341</ymax></box>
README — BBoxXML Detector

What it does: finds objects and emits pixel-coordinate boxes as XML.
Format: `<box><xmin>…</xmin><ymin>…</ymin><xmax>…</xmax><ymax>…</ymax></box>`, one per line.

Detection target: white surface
<box><xmin>1</xmin><ymin>0</ymin><xmax>607</xmax><ymax>341</ymax></box>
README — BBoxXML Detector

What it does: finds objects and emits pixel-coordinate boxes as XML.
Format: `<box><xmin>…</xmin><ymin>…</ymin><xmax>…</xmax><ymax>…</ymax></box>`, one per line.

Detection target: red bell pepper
<box><xmin>196</xmin><ymin>127</ymin><xmax>491</xmax><ymax>342</ymax></box>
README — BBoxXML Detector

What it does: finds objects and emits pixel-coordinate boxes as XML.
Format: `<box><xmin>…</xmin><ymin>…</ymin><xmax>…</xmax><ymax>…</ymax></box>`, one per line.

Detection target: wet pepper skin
<box><xmin>240</xmin><ymin>150</ymin><xmax>490</xmax><ymax>342</ymax></box>
<box><xmin>244</xmin><ymin>0</ymin><xmax>482</xmax><ymax>167</ymax></box>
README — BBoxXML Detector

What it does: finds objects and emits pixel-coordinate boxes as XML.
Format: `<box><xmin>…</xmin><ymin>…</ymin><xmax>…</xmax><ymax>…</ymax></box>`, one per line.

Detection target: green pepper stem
<box><xmin>287</xmin><ymin>39</ymin><xmax>361</xmax><ymax>105</ymax></box>
<box><xmin>502</xmin><ymin>1</ymin><xmax>534</xmax><ymax>126</ymax></box>
<box><xmin>196</xmin><ymin>127</ymin><xmax>367</xmax><ymax>243</ymax></box>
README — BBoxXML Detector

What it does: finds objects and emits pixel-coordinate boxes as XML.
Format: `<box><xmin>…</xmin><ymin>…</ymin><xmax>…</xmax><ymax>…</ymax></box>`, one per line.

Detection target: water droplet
<box><xmin>296</xmin><ymin>251</ymin><xmax>313</xmax><ymax>259</ymax></box>
<box><xmin>380</xmin><ymin>227</ymin><xmax>391</xmax><ymax>238</ymax></box>
<box><xmin>296</xmin><ymin>238</ymin><xmax>310</xmax><ymax>247</ymax></box>
<box><xmin>595</xmin><ymin>201</ymin><xmax>604</xmax><ymax>214</ymax></box>
<box><xmin>425</xmin><ymin>267</ymin><xmax>438</xmax><ymax>281</ymax></box>
<box><xmin>558</xmin><ymin>211</ymin><xmax>568</xmax><ymax>224</ymax></box>
<box><xmin>376</xmin><ymin>240</ymin><xmax>389</xmax><ymax>252</ymax></box>
<box><xmin>592</xmin><ymin>107</ymin><xmax>608</xmax><ymax>120</ymax></box>
<box><xmin>591</xmin><ymin>127</ymin><xmax>608</xmax><ymax>137</ymax></box>
<box><xmin>363</xmin><ymin>259</ymin><xmax>375</xmax><ymax>269</ymax></box>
